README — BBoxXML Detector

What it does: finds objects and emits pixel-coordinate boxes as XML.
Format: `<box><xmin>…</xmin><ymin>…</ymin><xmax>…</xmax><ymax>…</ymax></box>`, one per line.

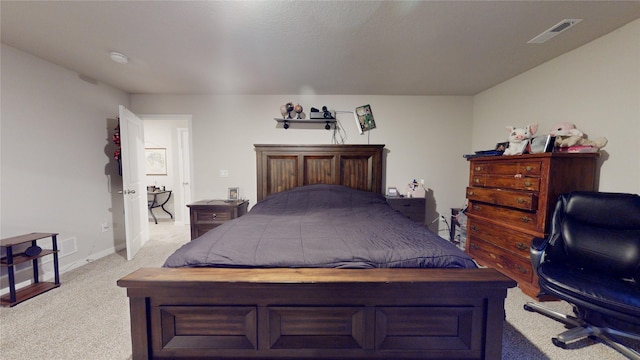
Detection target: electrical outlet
<box><xmin>420</xmin><ymin>179</ymin><xmax>425</xmax><ymax>185</ymax></box>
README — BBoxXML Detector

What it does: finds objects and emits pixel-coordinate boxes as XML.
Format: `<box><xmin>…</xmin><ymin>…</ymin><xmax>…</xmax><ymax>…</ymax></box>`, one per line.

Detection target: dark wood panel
<box><xmin>267</xmin><ymin>156</ymin><xmax>299</xmax><ymax>196</ymax></box>
<box><xmin>303</xmin><ymin>156</ymin><xmax>335</xmax><ymax>186</ymax></box>
<box><xmin>340</xmin><ymin>155</ymin><xmax>372</xmax><ymax>191</ymax></box>
<box><xmin>267</xmin><ymin>306</ymin><xmax>366</xmax><ymax>349</ymax></box>
<box><xmin>255</xmin><ymin>145</ymin><xmax>384</xmax><ymax>201</ymax></box>
<box><xmin>156</xmin><ymin>306</ymin><xmax>257</xmax><ymax>351</ymax></box>
<box><xmin>376</xmin><ymin>306</ymin><xmax>477</xmax><ymax>352</ymax></box>
<box><xmin>119</xmin><ymin>267</ymin><xmax>515</xmax><ymax>359</ymax></box>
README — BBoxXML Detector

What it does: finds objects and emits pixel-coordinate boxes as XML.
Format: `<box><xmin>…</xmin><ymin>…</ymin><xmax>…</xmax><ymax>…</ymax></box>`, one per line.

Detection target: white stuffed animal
<box><xmin>503</xmin><ymin>124</ymin><xmax>538</xmax><ymax>155</ymax></box>
<box><xmin>550</xmin><ymin>122</ymin><xmax>607</xmax><ymax>149</ymax></box>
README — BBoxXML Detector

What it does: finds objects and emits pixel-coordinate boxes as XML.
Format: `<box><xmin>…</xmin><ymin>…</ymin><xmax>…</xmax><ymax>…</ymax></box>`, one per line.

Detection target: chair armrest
<box><xmin>529</xmin><ymin>237</ymin><xmax>549</xmax><ymax>272</ymax></box>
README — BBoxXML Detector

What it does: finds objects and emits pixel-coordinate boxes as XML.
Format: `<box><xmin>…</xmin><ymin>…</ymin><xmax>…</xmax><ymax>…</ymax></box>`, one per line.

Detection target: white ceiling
<box><xmin>2</xmin><ymin>1</ymin><xmax>640</xmax><ymax>96</ymax></box>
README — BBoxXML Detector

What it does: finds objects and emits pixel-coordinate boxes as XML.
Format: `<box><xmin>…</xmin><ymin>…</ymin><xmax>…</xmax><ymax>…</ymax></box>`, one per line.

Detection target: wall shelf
<box><xmin>274</xmin><ymin>118</ymin><xmax>336</xmax><ymax>130</ymax></box>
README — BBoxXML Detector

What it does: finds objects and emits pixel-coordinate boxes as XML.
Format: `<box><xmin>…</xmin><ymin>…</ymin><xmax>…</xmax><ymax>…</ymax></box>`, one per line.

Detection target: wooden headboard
<box><xmin>255</xmin><ymin>144</ymin><xmax>385</xmax><ymax>201</ymax></box>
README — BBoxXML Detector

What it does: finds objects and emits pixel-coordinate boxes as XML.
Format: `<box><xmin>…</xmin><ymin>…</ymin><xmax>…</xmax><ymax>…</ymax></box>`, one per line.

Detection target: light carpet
<box><xmin>0</xmin><ymin>222</ymin><xmax>633</xmax><ymax>359</ymax></box>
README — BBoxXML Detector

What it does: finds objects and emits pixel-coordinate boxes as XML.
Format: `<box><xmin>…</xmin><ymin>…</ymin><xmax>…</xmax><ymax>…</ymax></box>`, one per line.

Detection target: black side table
<box><xmin>148</xmin><ymin>190</ymin><xmax>173</xmax><ymax>224</ymax></box>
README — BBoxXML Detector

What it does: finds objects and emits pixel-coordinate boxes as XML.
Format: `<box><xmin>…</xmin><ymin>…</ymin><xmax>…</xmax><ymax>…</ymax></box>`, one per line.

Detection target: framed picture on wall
<box><xmin>145</xmin><ymin>148</ymin><xmax>167</xmax><ymax>175</ymax></box>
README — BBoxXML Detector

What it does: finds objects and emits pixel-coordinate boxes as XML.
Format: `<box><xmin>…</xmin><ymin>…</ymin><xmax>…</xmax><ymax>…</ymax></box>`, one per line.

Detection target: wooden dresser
<box><xmin>187</xmin><ymin>200</ymin><xmax>249</xmax><ymax>240</ymax></box>
<box><xmin>465</xmin><ymin>153</ymin><xmax>598</xmax><ymax>298</ymax></box>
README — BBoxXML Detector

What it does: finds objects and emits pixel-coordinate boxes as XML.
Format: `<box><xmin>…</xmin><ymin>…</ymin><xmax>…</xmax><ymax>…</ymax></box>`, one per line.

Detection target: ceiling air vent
<box><xmin>528</xmin><ymin>19</ymin><xmax>583</xmax><ymax>44</ymax></box>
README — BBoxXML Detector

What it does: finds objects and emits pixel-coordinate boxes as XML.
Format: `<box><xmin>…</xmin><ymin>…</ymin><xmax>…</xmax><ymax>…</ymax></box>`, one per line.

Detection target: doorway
<box><xmin>141</xmin><ymin>114</ymin><xmax>193</xmax><ymax>226</ymax></box>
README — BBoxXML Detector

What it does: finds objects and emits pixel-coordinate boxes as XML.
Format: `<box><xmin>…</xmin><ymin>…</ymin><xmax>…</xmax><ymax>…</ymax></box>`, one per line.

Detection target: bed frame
<box><xmin>118</xmin><ymin>144</ymin><xmax>516</xmax><ymax>360</ymax></box>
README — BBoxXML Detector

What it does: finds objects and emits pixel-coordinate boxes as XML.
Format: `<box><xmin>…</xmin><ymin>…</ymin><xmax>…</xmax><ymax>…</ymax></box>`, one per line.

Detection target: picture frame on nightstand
<box><xmin>228</xmin><ymin>187</ymin><xmax>239</xmax><ymax>201</ymax></box>
<box><xmin>387</xmin><ymin>187</ymin><xmax>399</xmax><ymax>197</ymax></box>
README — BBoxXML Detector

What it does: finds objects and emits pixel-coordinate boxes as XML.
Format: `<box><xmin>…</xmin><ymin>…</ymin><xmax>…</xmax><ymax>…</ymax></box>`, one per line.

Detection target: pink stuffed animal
<box><xmin>503</xmin><ymin>124</ymin><xmax>538</xmax><ymax>155</ymax></box>
<box><xmin>550</xmin><ymin>122</ymin><xmax>607</xmax><ymax>149</ymax></box>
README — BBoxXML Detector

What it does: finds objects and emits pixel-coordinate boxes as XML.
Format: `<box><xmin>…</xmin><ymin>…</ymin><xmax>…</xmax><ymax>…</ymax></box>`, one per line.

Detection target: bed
<box><xmin>118</xmin><ymin>144</ymin><xmax>516</xmax><ymax>360</ymax></box>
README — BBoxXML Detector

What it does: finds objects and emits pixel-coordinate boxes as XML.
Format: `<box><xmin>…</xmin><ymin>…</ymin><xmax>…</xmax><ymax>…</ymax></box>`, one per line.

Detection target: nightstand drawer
<box><xmin>386</xmin><ymin>197</ymin><xmax>425</xmax><ymax>224</ymax></box>
<box><xmin>188</xmin><ymin>200</ymin><xmax>249</xmax><ymax>240</ymax></box>
<box><xmin>194</xmin><ymin>208</ymin><xmax>233</xmax><ymax>223</ymax></box>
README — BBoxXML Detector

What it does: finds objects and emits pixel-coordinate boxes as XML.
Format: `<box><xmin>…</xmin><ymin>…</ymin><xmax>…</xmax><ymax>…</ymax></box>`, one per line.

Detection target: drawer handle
<box><xmin>474</xmin><ymin>178</ymin><xmax>480</xmax><ymax>184</ymax></box>
<box><xmin>470</xmin><ymin>243</ymin><xmax>479</xmax><ymax>250</ymax></box>
<box><xmin>475</xmin><ymin>166</ymin><xmax>483</xmax><ymax>171</ymax></box>
<box><xmin>212</xmin><ymin>213</ymin><xmax>217</xmax><ymax>220</ymax></box>
<box><xmin>516</xmin><ymin>264</ymin><xmax>529</xmax><ymax>274</ymax></box>
<box><xmin>515</xmin><ymin>242</ymin><xmax>527</xmax><ymax>250</ymax></box>
<box><xmin>523</xmin><ymin>181</ymin><xmax>533</xmax><ymax>187</ymax></box>
<box><xmin>473</xmin><ymin>204</ymin><xmax>481</xmax><ymax>210</ymax></box>
<box><xmin>524</xmin><ymin>166</ymin><xmax>534</xmax><ymax>172</ymax></box>
<box><xmin>467</xmin><ymin>191</ymin><xmax>475</xmax><ymax>196</ymax></box>
<box><xmin>470</xmin><ymin>225</ymin><xmax>478</xmax><ymax>232</ymax></box>
<box><xmin>520</xmin><ymin>216</ymin><xmax>532</xmax><ymax>223</ymax></box>
<box><xmin>516</xmin><ymin>198</ymin><xmax>525</xmax><ymax>204</ymax></box>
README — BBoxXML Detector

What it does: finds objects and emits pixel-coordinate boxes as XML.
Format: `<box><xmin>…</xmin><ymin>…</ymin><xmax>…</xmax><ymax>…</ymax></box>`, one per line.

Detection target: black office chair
<box><xmin>524</xmin><ymin>191</ymin><xmax>640</xmax><ymax>359</ymax></box>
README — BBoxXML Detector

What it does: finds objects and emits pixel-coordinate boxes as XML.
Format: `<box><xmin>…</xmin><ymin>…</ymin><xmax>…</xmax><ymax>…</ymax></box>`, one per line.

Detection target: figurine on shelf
<box><xmin>279</xmin><ymin>102</ymin><xmax>294</xmax><ymax>119</ymax></box>
<box><xmin>294</xmin><ymin>104</ymin><xmax>305</xmax><ymax>119</ymax></box>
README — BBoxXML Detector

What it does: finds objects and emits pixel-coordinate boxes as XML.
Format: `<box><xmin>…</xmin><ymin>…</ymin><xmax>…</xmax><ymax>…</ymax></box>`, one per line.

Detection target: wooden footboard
<box><xmin>118</xmin><ymin>267</ymin><xmax>516</xmax><ymax>360</ymax></box>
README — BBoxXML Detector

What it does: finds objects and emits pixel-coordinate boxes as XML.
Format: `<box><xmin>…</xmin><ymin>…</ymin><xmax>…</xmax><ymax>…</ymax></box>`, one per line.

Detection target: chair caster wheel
<box><xmin>552</xmin><ymin>337</ymin><xmax>567</xmax><ymax>349</ymax></box>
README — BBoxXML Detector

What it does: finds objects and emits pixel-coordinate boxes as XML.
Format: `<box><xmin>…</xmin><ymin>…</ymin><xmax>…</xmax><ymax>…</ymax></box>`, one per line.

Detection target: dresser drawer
<box><xmin>467</xmin><ymin>201</ymin><xmax>539</xmax><ymax>232</ymax></box>
<box><xmin>471</xmin><ymin>161</ymin><xmax>542</xmax><ymax>177</ymax></box>
<box><xmin>466</xmin><ymin>218</ymin><xmax>532</xmax><ymax>259</ymax></box>
<box><xmin>466</xmin><ymin>187</ymin><xmax>537</xmax><ymax>211</ymax></box>
<box><xmin>470</xmin><ymin>176</ymin><xmax>540</xmax><ymax>191</ymax></box>
<box><xmin>467</xmin><ymin>237</ymin><xmax>533</xmax><ymax>284</ymax></box>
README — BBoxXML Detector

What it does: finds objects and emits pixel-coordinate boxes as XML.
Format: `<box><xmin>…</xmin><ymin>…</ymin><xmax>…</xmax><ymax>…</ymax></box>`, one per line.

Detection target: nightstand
<box><xmin>187</xmin><ymin>200</ymin><xmax>249</xmax><ymax>240</ymax></box>
<box><xmin>386</xmin><ymin>197</ymin><xmax>426</xmax><ymax>225</ymax></box>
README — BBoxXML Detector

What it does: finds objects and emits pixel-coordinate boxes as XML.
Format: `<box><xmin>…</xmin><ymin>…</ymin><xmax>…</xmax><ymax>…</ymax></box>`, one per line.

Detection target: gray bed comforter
<box><xmin>164</xmin><ymin>184</ymin><xmax>476</xmax><ymax>269</ymax></box>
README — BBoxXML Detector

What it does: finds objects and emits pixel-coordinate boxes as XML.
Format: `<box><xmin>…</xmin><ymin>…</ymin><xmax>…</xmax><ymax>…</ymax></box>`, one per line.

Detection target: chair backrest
<box><xmin>546</xmin><ymin>191</ymin><xmax>640</xmax><ymax>280</ymax></box>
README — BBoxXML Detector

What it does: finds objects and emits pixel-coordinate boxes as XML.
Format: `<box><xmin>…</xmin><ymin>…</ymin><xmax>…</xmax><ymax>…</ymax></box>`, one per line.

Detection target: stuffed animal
<box><xmin>550</xmin><ymin>122</ymin><xmax>607</xmax><ymax>149</ymax></box>
<box><xmin>503</xmin><ymin>123</ymin><xmax>538</xmax><ymax>155</ymax></box>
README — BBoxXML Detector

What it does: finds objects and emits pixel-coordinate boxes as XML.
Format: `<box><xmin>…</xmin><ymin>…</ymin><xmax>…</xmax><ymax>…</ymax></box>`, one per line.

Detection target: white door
<box><xmin>119</xmin><ymin>105</ymin><xmax>149</xmax><ymax>260</ymax></box>
<box><xmin>177</xmin><ymin>128</ymin><xmax>192</xmax><ymax>224</ymax></box>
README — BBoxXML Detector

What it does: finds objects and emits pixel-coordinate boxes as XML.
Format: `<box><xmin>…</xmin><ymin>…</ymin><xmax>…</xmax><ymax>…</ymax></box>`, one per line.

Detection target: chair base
<box><xmin>524</xmin><ymin>302</ymin><xmax>640</xmax><ymax>360</ymax></box>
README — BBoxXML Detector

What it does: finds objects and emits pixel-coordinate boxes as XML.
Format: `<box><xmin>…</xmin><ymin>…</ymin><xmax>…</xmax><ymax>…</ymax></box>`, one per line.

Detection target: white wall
<box><xmin>473</xmin><ymin>19</ymin><xmax>640</xmax><ymax>194</ymax></box>
<box><xmin>1</xmin><ymin>44</ymin><xmax>130</xmax><ymax>286</ymax></box>
<box><xmin>131</xmin><ymin>95</ymin><xmax>474</xmax><ymax>234</ymax></box>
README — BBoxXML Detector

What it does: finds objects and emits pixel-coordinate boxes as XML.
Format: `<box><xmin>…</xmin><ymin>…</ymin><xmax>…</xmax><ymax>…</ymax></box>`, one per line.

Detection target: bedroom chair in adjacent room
<box><xmin>524</xmin><ymin>191</ymin><xmax>640</xmax><ymax>360</ymax></box>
